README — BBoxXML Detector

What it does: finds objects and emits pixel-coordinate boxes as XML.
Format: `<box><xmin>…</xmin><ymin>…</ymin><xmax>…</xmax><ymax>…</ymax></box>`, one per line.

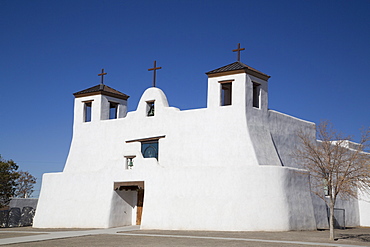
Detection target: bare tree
<box><xmin>294</xmin><ymin>120</ymin><xmax>370</xmax><ymax>240</ymax></box>
<box><xmin>15</xmin><ymin>171</ymin><xmax>36</xmax><ymax>198</ymax></box>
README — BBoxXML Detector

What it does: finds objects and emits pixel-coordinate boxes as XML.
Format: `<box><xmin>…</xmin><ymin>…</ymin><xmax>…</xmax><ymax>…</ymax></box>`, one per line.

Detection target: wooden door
<box><xmin>136</xmin><ymin>189</ymin><xmax>144</xmax><ymax>225</ymax></box>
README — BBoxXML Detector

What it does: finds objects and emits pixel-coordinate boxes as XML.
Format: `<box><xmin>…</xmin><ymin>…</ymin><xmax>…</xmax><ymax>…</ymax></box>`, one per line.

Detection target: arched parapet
<box><xmin>136</xmin><ymin>87</ymin><xmax>170</xmax><ymax>117</ymax></box>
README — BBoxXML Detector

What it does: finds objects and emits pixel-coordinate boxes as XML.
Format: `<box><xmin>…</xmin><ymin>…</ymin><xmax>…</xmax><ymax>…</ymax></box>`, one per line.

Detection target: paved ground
<box><xmin>0</xmin><ymin>226</ymin><xmax>369</xmax><ymax>246</ymax></box>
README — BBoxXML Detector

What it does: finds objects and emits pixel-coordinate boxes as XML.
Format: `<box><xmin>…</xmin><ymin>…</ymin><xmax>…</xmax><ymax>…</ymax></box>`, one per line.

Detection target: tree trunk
<box><xmin>329</xmin><ymin>202</ymin><xmax>335</xmax><ymax>240</ymax></box>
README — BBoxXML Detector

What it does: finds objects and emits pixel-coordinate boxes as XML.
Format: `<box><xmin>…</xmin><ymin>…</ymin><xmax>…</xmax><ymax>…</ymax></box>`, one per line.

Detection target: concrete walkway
<box><xmin>0</xmin><ymin>226</ymin><xmax>369</xmax><ymax>246</ymax></box>
<box><xmin>0</xmin><ymin>226</ymin><xmax>139</xmax><ymax>245</ymax></box>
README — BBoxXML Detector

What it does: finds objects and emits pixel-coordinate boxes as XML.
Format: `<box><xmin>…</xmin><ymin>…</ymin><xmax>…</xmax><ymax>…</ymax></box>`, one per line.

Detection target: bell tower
<box><xmin>205</xmin><ymin>45</ymin><xmax>281</xmax><ymax>166</ymax></box>
<box><xmin>205</xmin><ymin>60</ymin><xmax>270</xmax><ymax>112</ymax></box>
<box><xmin>73</xmin><ymin>69</ymin><xmax>129</xmax><ymax>124</ymax></box>
<box><xmin>205</xmin><ymin>43</ymin><xmax>270</xmax><ymax>112</ymax></box>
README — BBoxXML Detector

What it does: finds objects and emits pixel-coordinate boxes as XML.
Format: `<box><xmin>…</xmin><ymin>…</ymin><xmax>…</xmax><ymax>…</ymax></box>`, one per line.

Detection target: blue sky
<box><xmin>1</xmin><ymin>0</ymin><xmax>369</xmax><ymax>197</ymax></box>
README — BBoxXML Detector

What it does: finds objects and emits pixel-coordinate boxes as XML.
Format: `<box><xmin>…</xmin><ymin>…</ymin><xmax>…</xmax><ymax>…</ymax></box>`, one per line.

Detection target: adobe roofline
<box><xmin>73</xmin><ymin>90</ymin><xmax>130</xmax><ymax>100</ymax></box>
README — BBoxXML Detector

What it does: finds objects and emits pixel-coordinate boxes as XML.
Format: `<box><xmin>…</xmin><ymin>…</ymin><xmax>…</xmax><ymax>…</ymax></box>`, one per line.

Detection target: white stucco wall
<box><xmin>34</xmin><ymin>164</ymin><xmax>316</xmax><ymax>230</ymax></box>
<box><xmin>359</xmin><ymin>188</ymin><xmax>370</xmax><ymax>226</ymax></box>
<box><xmin>268</xmin><ymin>110</ymin><xmax>316</xmax><ymax>169</ymax></box>
<box><xmin>140</xmin><ymin>166</ymin><xmax>316</xmax><ymax>231</ymax></box>
<box><xmin>34</xmin><ymin>171</ymin><xmax>115</xmax><ymax>228</ymax></box>
<box><xmin>268</xmin><ymin>110</ymin><xmax>364</xmax><ymax>229</ymax></box>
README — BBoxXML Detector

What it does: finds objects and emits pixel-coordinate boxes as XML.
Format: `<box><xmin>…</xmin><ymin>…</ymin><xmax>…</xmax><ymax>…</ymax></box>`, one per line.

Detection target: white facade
<box><xmin>33</xmin><ymin>61</ymin><xmax>369</xmax><ymax>230</ymax></box>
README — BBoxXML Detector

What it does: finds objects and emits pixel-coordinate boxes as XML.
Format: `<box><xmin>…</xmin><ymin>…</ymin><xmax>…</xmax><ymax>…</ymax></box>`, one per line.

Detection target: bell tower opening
<box><xmin>253</xmin><ymin>82</ymin><xmax>261</xmax><ymax>108</ymax></box>
<box><xmin>220</xmin><ymin>81</ymin><xmax>232</xmax><ymax>106</ymax></box>
<box><xmin>109</xmin><ymin>102</ymin><xmax>118</xmax><ymax>119</ymax></box>
<box><xmin>84</xmin><ymin>101</ymin><xmax>92</xmax><ymax>122</ymax></box>
<box><xmin>146</xmin><ymin>101</ymin><xmax>155</xmax><ymax>117</ymax></box>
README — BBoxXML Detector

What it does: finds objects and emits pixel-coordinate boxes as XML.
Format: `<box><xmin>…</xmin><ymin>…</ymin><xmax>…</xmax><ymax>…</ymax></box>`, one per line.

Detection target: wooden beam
<box><xmin>126</xmin><ymin>135</ymin><xmax>166</xmax><ymax>143</ymax></box>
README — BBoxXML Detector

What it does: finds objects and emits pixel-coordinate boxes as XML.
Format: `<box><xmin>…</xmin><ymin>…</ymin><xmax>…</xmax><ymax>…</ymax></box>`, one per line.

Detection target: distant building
<box><xmin>33</xmin><ymin>57</ymin><xmax>370</xmax><ymax>230</ymax></box>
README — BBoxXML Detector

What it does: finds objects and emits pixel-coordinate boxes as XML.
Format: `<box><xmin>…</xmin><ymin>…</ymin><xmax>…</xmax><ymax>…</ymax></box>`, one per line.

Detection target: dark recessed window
<box><xmin>109</xmin><ymin>102</ymin><xmax>118</xmax><ymax>119</ymax></box>
<box><xmin>253</xmin><ymin>83</ymin><xmax>260</xmax><ymax>108</ymax></box>
<box><xmin>221</xmin><ymin>82</ymin><xmax>232</xmax><ymax>106</ymax></box>
<box><xmin>84</xmin><ymin>102</ymin><xmax>92</xmax><ymax>122</ymax></box>
<box><xmin>141</xmin><ymin>140</ymin><xmax>158</xmax><ymax>159</ymax></box>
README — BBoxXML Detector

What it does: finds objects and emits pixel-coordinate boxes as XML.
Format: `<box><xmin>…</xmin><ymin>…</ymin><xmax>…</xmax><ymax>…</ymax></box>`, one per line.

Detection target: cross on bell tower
<box><xmin>232</xmin><ymin>43</ymin><xmax>245</xmax><ymax>62</ymax></box>
<box><xmin>98</xmin><ymin>68</ymin><xmax>107</xmax><ymax>85</ymax></box>
<box><xmin>148</xmin><ymin>61</ymin><xmax>162</xmax><ymax>87</ymax></box>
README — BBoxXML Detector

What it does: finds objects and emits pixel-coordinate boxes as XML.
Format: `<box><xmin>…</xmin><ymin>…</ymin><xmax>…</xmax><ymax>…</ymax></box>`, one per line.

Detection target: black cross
<box><xmin>98</xmin><ymin>69</ymin><xmax>107</xmax><ymax>85</ymax></box>
<box><xmin>232</xmin><ymin>43</ymin><xmax>245</xmax><ymax>62</ymax></box>
<box><xmin>148</xmin><ymin>61</ymin><xmax>162</xmax><ymax>87</ymax></box>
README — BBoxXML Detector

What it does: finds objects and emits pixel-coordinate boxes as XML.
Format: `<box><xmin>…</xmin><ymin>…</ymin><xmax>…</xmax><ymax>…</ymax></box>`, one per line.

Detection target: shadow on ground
<box><xmin>337</xmin><ymin>234</ymin><xmax>370</xmax><ymax>242</ymax></box>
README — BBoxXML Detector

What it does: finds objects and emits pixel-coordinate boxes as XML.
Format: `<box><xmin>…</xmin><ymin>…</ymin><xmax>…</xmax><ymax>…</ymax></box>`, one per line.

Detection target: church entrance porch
<box><xmin>114</xmin><ymin>181</ymin><xmax>145</xmax><ymax>225</ymax></box>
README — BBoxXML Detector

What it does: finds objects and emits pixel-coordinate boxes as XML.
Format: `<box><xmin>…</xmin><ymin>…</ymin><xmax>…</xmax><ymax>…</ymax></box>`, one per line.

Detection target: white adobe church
<box><xmin>33</xmin><ymin>47</ymin><xmax>370</xmax><ymax>231</ymax></box>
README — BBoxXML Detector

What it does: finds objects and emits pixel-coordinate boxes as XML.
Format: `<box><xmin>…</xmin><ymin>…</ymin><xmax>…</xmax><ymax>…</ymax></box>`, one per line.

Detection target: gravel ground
<box><xmin>0</xmin><ymin>227</ymin><xmax>369</xmax><ymax>247</ymax></box>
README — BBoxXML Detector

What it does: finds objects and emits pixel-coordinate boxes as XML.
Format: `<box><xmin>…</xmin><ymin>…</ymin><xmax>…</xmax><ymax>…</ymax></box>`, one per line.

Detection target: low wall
<box><xmin>0</xmin><ymin>198</ymin><xmax>38</xmax><ymax>228</ymax></box>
